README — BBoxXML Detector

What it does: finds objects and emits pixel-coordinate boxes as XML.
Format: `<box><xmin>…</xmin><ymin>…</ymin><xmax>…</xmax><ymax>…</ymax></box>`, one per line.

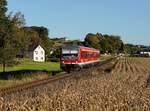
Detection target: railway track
<box><xmin>0</xmin><ymin>57</ymin><xmax>118</xmax><ymax>97</ymax></box>
<box><xmin>0</xmin><ymin>72</ymin><xmax>71</xmax><ymax>96</ymax></box>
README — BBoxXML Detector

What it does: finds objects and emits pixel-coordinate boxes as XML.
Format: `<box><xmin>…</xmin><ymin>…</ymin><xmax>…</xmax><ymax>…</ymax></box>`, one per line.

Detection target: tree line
<box><xmin>84</xmin><ymin>33</ymin><xmax>124</xmax><ymax>54</ymax></box>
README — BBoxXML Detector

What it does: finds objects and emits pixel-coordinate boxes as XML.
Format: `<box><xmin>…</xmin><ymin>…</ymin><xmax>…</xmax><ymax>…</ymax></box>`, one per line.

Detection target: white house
<box><xmin>32</xmin><ymin>45</ymin><xmax>45</xmax><ymax>62</ymax></box>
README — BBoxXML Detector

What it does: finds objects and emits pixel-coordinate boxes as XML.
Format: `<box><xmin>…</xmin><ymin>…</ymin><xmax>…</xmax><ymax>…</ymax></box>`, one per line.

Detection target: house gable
<box><xmin>33</xmin><ymin>45</ymin><xmax>45</xmax><ymax>62</ymax></box>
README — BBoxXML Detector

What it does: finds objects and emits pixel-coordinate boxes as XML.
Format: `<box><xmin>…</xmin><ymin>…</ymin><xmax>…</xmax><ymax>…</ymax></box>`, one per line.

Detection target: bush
<box><xmin>48</xmin><ymin>57</ymin><xmax>60</xmax><ymax>62</ymax></box>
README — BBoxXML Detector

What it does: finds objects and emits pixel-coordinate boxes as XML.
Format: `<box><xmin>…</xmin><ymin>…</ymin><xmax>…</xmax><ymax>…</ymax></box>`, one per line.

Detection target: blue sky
<box><xmin>7</xmin><ymin>0</ymin><xmax>150</xmax><ymax>45</ymax></box>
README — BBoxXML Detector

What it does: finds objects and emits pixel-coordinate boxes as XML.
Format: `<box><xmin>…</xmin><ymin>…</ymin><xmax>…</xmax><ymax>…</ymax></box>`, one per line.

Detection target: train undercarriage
<box><xmin>61</xmin><ymin>60</ymin><xmax>100</xmax><ymax>73</ymax></box>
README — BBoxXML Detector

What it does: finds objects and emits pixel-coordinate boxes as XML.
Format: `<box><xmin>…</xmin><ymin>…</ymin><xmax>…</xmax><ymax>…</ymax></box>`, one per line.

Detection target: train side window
<box><xmin>81</xmin><ymin>52</ymin><xmax>87</xmax><ymax>58</ymax></box>
<box><xmin>81</xmin><ymin>53</ymin><xmax>84</xmax><ymax>58</ymax></box>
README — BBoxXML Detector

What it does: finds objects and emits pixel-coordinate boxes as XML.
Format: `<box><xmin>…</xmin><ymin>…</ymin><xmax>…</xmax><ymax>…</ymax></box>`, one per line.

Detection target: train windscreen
<box><xmin>62</xmin><ymin>46</ymin><xmax>79</xmax><ymax>60</ymax></box>
<box><xmin>62</xmin><ymin>53</ymin><xmax>78</xmax><ymax>60</ymax></box>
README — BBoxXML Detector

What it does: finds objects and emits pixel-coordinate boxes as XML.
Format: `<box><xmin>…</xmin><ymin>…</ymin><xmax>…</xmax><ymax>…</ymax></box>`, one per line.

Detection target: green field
<box><xmin>0</xmin><ymin>59</ymin><xmax>61</xmax><ymax>87</ymax></box>
<box><xmin>0</xmin><ymin>59</ymin><xmax>60</xmax><ymax>72</ymax></box>
<box><xmin>0</xmin><ymin>56</ymin><xmax>113</xmax><ymax>72</ymax></box>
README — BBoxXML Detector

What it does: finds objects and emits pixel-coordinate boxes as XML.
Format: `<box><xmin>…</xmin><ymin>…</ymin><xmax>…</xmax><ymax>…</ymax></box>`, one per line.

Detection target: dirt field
<box><xmin>0</xmin><ymin>57</ymin><xmax>150</xmax><ymax>111</ymax></box>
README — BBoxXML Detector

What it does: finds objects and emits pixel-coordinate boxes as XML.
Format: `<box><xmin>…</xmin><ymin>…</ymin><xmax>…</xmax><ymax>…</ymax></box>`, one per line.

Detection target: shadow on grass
<box><xmin>0</xmin><ymin>70</ymin><xmax>62</xmax><ymax>80</ymax></box>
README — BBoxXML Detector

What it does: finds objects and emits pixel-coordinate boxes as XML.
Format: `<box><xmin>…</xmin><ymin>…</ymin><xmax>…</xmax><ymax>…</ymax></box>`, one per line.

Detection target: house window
<box><xmin>35</xmin><ymin>51</ymin><xmax>38</xmax><ymax>55</ymax></box>
<box><xmin>41</xmin><ymin>57</ymin><xmax>43</xmax><ymax>60</ymax></box>
<box><xmin>41</xmin><ymin>51</ymin><xmax>43</xmax><ymax>55</ymax></box>
<box><xmin>36</xmin><ymin>57</ymin><xmax>38</xmax><ymax>60</ymax></box>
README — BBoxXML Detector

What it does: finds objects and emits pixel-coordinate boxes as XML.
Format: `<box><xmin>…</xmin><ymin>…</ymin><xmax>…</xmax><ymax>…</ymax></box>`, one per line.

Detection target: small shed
<box><xmin>29</xmin><ymin>45</ymin><xmax>45</xmax><ymax>62</ymax></box>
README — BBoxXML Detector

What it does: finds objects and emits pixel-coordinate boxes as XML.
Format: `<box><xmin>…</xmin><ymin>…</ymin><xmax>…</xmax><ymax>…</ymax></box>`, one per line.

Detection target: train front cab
<box><xmin>60</xmin><ymin>46</ymin><xmax>81</xmax><ymax>72</ymax></box>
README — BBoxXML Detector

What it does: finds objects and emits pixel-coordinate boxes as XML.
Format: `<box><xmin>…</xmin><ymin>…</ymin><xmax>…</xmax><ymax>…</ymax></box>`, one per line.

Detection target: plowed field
<box><xmin>0</xmin><ymin>57</ymin><xmax>150</xmax><ymax>111</ymax></box>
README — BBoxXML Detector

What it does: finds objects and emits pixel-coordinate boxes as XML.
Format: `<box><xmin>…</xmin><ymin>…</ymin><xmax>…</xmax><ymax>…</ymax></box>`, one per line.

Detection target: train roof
<box><xmin>62</xmin><ymin>45</ymin><xmax>100</xmax><ymax>53</ymax></box>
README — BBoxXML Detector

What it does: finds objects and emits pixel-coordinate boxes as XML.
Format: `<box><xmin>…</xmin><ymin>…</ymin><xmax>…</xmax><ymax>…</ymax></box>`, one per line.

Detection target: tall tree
<box><xmin>30</xmin><ymin>26</ymin><xmax>48</xmax><ymax>39</ymax></box>
<box><xmin>22</xmin><ymin>26</ymin><xmax>54</xmax><ymax>57</ymax></box>
<box><xmin>0</xmin><ymin>0</ymin><xmax>21</xmax><ymax>72</ymax></box>
<box><xmin>9</xmin><ymin>12</ymin><xmax>27</xmax><ymax>56</ymax></box>
<box><xmin>22</xmin><ymin>27</ymin><xmax>41</xmax><ymax>51</ymax></box>
<box><xmin>102</xmin><ymin>35</ymin><xmax>123</xmax><ymax>53</ymax></box>
<box><xmin>0</xmin><ymin>0</ymin><xmax>7</xmax><ymax>18</ymax></box>
<box><xmin>84</xmin><ymin>33</ymin><xmax>102</xmax><ymax>49</ymax></box>
<box><xmin>84</xmin><ymin>33</ymin><xmax>124</xmax><ymax>54</ymax></box>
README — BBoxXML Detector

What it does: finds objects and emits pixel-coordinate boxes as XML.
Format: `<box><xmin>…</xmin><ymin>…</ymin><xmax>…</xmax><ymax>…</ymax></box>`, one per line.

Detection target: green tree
<box><xmin>22</xmin><ymin>27</ymin><xmax>41</xmax><ymax>50</ymax></box>
<box><xmin>99</xmin><ymin>38</ymin><xmax>110</xmax><ymax>53</ymax></box>
<box><xmin>41</xmin><ymin>37</ymin><xmax>54</xmax><ymax>57</ymax></box>
<box><xmin>102</xmin><ymin>34</ymin><xmax>124</xmax><ymax>54</ymax></box>
<box><xmin>0</xmin><ymin>0</ymin><xmax>7</xmax><ymax>18</ymax></box>
<box><xmin>22</xmin><ymin>26</ymin><xmax>54</xmax><ymax>58</ymax></box>
<box><xmin>84</xmin><ymin>33</ymin><xmax>102</xmax><ymax>49</ymax></box>
<box><xmin>124</xmin><ymin>44</ymin><xmax>140</xmax><ymax>54</ymax></box>
<box><xmin>0</xmin><ymin>0</ymin><xmax>21</xmax><ymax>72</ymax></box>
<box><xmin>9</xmin><ymin>12</ymin><xmax>27</xmax><ymax>57</ymax></box>
<box><xmin>30</xmin><ymin>26</ymin><xmax>48</xmax><ymax>39</ymax></box>
<box><xmin>84</xmin><ymin>33</ymin><xmax>124</xmax><ymax>54</ymax></box>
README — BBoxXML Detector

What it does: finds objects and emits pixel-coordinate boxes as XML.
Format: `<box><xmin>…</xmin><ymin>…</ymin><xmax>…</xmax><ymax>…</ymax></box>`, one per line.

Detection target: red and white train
<box><xmin>60</xmin><ymin>45</ymin><xmax>100</xmax><ymax>72</ymax></box>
